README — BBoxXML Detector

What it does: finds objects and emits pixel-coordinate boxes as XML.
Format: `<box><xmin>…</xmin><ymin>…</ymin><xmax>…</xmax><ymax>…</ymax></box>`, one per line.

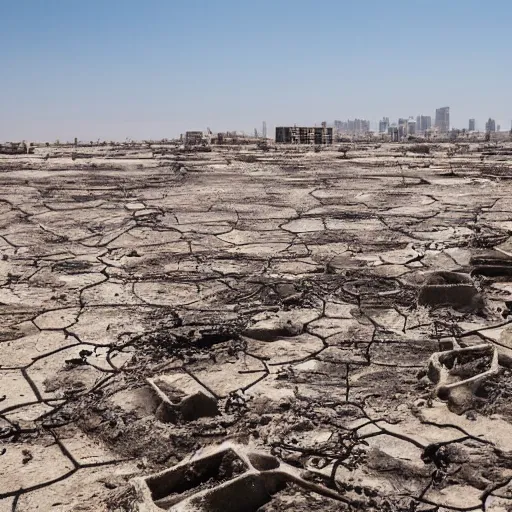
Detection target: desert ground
<box><xmin>2</xmin><ymin>141</ymin><xmax>512</xmax><ymax>511</ymax></box>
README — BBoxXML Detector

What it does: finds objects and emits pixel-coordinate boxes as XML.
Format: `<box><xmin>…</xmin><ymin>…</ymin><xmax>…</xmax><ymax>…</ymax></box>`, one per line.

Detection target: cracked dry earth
<box><xmin>2</xmin><ymin>143</ymin><xmax>512</xmax><ymax>512</ymax></box>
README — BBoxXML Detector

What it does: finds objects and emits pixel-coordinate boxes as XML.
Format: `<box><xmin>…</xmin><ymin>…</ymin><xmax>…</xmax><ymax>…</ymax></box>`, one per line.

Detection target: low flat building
<box><xmin>275</xmin><ymin>126</ymin><xmax>333</xmax><ymax>144</ymax></box>
<box><xmin>185</xmin><ymin>131</ymin><xmax>204</xmax><ymax>145</ymax></box>
<box><xmin>0</xmin><ymin>142</ymin><xmax>33</xmax><ymax>154</ymax></box>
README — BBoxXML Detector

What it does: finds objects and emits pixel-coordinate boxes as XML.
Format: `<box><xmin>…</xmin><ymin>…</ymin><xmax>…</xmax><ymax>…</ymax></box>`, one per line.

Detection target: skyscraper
<box><xmin>435</xmin><ymin>107</ymin><xmax>450</xmax><ymax>133</ymax></box>
<box><xmin>379</xmin><ymin>117</ymin><xmax>390</xmax><ymax>133</ymax></box>
<box><xmin>407</xmin><ymin>118</ymin><xmax>416</xmax><ymax>135</ymax></box>
<box><xmin>417</xmin><ymin>115</ymin><xmax>432</xmax><ymax>133</ymax></box>
<box><xmin>345</xmin><ymin>119</ymin><xmax>370</xmax><ymax>134</ymax></box>
<box><xmin>485</xmin><ymin>118</ymin><xmax>496</xmax><ymax>132</ymax></box>
<box><xmin>398</xmin><ymin>118</ymin><xmax>408</xmax><ymax>139</ymax></box>
<box><xmin>388</xmin><ymin>126</ymin><xmax>399</xmax><ymax>142</ymax></box>
<box><xmin>469</xmin><ymin>119</ymin><xmax>476</xmax><ymax>131</ymax></box>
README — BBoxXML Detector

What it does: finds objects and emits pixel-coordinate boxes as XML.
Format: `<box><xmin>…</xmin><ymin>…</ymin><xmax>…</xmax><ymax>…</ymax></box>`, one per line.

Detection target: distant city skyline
<box><xmin>327</xmin><ymin>109</ymin><xmax>509</xmax><ymax>135</ymax></box>
<box><xmin>1</xmin><ymin>1</ymin><xmax>512</xmax><ymax>142</ymax></box>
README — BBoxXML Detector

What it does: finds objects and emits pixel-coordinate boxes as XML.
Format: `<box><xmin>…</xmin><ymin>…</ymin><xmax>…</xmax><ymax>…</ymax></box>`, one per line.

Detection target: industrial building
<box><xmin>275</xmin><ymin>126</ymin><xmax>333</xmax><ymax>144</ymax></box>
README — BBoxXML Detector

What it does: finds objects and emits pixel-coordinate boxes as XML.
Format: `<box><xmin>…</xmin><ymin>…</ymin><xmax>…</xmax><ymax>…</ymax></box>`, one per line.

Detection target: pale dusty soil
<box><xmin>2</xmin><ymin>142</ymin><xmax>512</xmax><ymax>511</ymax></box>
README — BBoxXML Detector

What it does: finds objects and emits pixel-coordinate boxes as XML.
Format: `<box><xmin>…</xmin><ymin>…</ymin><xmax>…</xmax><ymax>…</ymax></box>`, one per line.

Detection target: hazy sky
<box><xmin>1</xmin><ymin>0</ymin><xmax>511</xmax><ymax>141</ymax></box>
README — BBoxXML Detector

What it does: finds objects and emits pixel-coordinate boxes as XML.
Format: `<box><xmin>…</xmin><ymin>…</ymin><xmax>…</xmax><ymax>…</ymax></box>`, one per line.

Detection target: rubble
<box><xmin>148</xmin><ymin>372</ymin><xmax>219</xmax><ymax>422</ymax></box>
<box><xmin>427</xmin><ymin>342</ymin><xmax>499</xmax><ymax>413</ymax></box>
<box><xmin>130</xmin><ymin>442</ymin><xmax>346</xmax><ymax>511</ymax></box>
<box><xmin>418</xmin><ymin>271</ymin><xmax>484</xmax><ymax>311</ymax></box>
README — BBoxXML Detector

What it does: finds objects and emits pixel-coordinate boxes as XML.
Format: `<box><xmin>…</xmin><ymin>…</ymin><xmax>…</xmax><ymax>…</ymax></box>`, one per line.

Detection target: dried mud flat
<box><xmin>2</xmin><ymin>142</ymin><xmax>512</xmax><ymax>511</ymax></box>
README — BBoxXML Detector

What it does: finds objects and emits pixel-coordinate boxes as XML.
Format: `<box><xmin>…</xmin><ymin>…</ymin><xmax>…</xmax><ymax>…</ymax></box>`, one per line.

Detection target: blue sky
<box><xmin>1</xmin><ymin>0</ymin><xmax>510</xmax><ymax>141</ymax></box>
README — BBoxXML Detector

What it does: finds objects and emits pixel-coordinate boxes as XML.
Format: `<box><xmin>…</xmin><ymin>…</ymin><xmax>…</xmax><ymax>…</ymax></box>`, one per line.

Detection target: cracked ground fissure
<box><xmin>2</xmin><ymin>143</ymin><xmax>512</xmax><ymax>510</ymax></box>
